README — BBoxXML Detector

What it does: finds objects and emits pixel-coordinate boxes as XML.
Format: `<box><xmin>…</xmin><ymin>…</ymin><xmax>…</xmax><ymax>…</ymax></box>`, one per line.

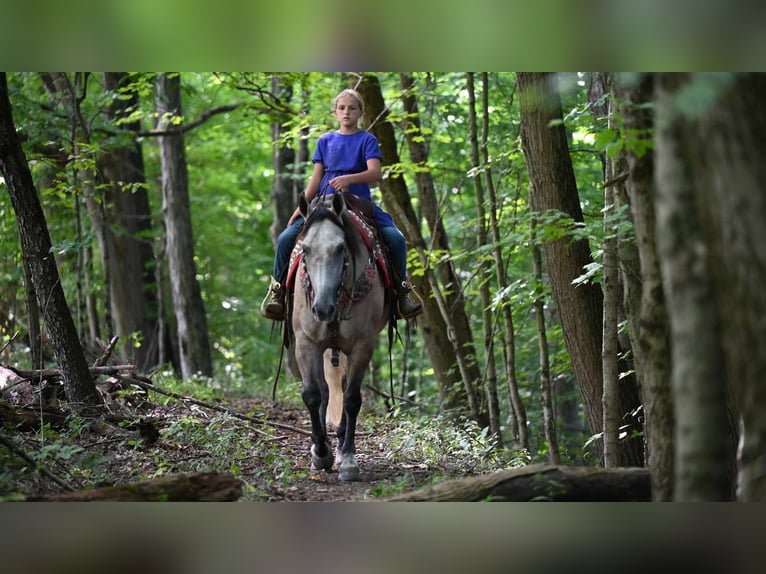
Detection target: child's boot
<box><xmin>396</xmin><ymin>280</ymin><xmax>423</xmax><ymax>319</ymax></box>
<box><xmin>260</xmin><ymin>276</ymin><xmax>285</xmax><ymax>320</ymax></box>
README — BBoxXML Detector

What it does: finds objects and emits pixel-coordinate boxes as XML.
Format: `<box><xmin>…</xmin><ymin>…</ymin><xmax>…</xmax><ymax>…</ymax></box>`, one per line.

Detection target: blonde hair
<box><xmin>333</xmin><ymin>89</ymin><xmax>365</xmax><ymax>112</ymax></box>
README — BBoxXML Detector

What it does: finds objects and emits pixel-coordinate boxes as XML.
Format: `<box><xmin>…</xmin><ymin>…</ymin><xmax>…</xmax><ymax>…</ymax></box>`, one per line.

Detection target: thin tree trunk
<box><xmin>0</xmin><ymin>72</ymin><xmax>101</xmax><ymax>411</ymax></box>
<box><xmin>82</xmin><ymin>243</ymin><xmax>100</xmax><ymax>345</ymax></box>
<box><xmin>477</xmin><ymin>74</ymin><xmax>529</xmax><ymax>448</ymax></box>
<box><xmin>270</xmin><ymin>76</ymin><xmax>297</xmax><ymax>241</ymax></box>
<box><xmin>518</xmin><ymin>72</ymin><xmax>645</xmax><ymax>466</ymax></box>
<box><xmin>20</xmin><ymin>248</ymin><xmax>42</xmax><ymax>370</ymax></box>
<box><xmin>99</xmin><ymin>72</ymin><xmax>159</xmax><ymax>372</ymax></box>
<box><xmin>466</xmin><ymin>73</ymin><xmax>502</xmax><ymax>444</ymax></box>
<box><xmin>40</xmin><ymin>73</ymin><xmax>112</xmax><ymax>351</ymax></box>
<box><xmin>531</xmin><ymin>218</ymin><xmax>559</xmax><ymax>463</ymax></box>
<box><xmin>155</xmin><ymin>72</ymin><xmax>213</xmax><ymax>379</ymax></box>
<box><xmin>613</xmin><ymin>73</ymin><xmax>675</xmax><ymax>499</ymax></box>
<box><xmin>360</xmin><ymin>73</ymin><xmax>483</xmax><ymax>422</ymax></box>
<box><xmin>599</xmin><ymin>78</ymin><xmax>646</xmax><ymax>469</ymax></box>
<box><xmin>602</xmin><ymin>97</ymin><xmax>620</xmax><ymax>468</ymax></box>
<box><xmin>394</xmin><ymin>73</ymin><xmax>482</xmax><ymax>417</ymax></box>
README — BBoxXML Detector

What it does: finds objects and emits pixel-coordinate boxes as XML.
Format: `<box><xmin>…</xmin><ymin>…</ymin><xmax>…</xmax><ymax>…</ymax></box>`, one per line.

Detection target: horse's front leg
<box><xmin>300</xmin><ymin>357</ymin><xmax>333</xmax><ymax>472</ymax></box>
<box><xmin>335</xmin><ymin>411</ymin><xmax>347</xmax><ymax>465</ymax></box>
<box><xmin>337</xmin><ymin>380</ymin><xmax>361</xmax><ymax>481</ymax></box>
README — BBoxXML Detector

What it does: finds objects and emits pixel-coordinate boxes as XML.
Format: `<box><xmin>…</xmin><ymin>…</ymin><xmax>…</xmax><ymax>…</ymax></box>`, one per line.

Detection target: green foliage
<box><xmin>367</xmin><ymin>472</ymin><xmax>445</xmax><ymax>499</ymax></box>
<box><xmin>1</xmin><ymin>71</ymin><xmax>631</xmax><ymax>466</ymax></box>
<box><xmin>384</xmin><ymin>411</ymin><xmax>528</xmax><ymax>475</ymax></box>
<box><xmin>0</xmin><ymin>419</ymin><xmax>110</xmax><ymax>498</ymax></box>
<box><xmin>159</xmin><ymin>410</ymin><xmax>306</xmax><ymax>501</ymax></box>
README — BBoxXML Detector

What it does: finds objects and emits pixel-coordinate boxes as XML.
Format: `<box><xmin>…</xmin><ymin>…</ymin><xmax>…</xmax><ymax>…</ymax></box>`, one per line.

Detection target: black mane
<box><xmin>301</xmin><ymin>198</ymin><xmax>362</xmax><ymax>261</ymax></box>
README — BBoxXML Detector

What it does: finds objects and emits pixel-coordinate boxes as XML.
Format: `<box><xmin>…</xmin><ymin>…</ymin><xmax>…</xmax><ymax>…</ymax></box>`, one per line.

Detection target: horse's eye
<box><xmin>335</xmin><ymin>245</ymin><xmax>345</xmax><ymax>257</ymax></box>
<box><xmin>302</xmin><ymin>246</ymin><xmax>311</xmax><ymax>257</ymax></box>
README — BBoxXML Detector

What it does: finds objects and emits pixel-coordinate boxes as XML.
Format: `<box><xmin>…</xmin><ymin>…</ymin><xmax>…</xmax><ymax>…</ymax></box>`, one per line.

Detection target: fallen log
<box><xmin>28</xmin><ymin>471</ymin><xmax>242</xmax><ymax>502</ymax></box>
<box><xmin>0</xmin><ymin>401</ymin><xmax>68</xmax><ymax>431</ymax></box>
<box><xmin>1</xmin><ymin>363</ymin><xmax>138</xmax><ymax>383</ymax></box>
<box><xmin>384</xmin><ymin>463</ymin><xmax>651</xmax><ymax>502</ymax></box>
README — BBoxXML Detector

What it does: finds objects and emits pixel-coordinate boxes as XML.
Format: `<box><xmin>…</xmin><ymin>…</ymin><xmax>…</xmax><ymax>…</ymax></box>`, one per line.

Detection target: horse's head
<box><xmin>298</xmin><ymin>193</ymin><xmax>353</xmax><ymax>323</ymax></box>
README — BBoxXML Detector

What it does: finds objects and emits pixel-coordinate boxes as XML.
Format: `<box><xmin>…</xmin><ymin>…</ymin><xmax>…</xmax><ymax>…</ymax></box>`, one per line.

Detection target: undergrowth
<box><xmin>0</xmin><ymin>374</ymin><xmax>529</xmax><ymax>501</ymax></box>
<box><xmin>381</xmin><ymin>411</ymin><xmax>530</xmax><ymax>475</ymax></box>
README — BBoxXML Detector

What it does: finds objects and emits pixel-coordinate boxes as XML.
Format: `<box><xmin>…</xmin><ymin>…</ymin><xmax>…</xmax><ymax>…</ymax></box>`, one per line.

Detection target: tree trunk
<box><xmin>656</xmin><ymin>73</ymin><xmax>764</xmax><ymax>501</ymax></box>
<box><xmin>155</xmin><ymin>73</ymin><xmax>213</xmax><ymax>379</ymax></box>
<box><xmin>517</xmin><ymin>73</ymin><xmax>606</xmax><ymax>443</ymax></box>
<box><xmin>613</xmin><ymin>73</ymin><xmax>675</xmax><ymax>499</ymax></box>
<box><xmin>39</xmin><ymin>72</ymin><xmax>110</xmax><ymax>352</ymax></box>
<box><xmin>359</xmin><ymin>73</ymin><xmax>483</xmax><ymax>421</ymax></box>
<box><xmin>602</xmin><ymin>92</ymin><xmax>621</xmax><ymax>468</ymax></box>
<box><xmin>654</xmin><ymin>73</ymin><xmax>734</xmax><ymax>500</ymax></box>
<box><xmin>270</xmin><ymin>76</ymin><xmax>298</xmax><ymax>241</ymax></box>
<box><xmin>518</xmin><ymin>72</ymin><xmax>645</xmax><ymax>466</ymax></box>
<box><xmin>531</xmin><ymin>219</ymin><xmax>559</xmax><ymax>463</ymax></box>
<box><xmin>0</xmin><ymin>73</ymin><xmax>101</xmax><ymax>411</ymax></box>
<box><xmin>695</xmin><ymin>74</ymin><xmax>766</xmax><ymax>501</ymax></box>
<box><xmin>99</xmin><ymin>72</ymin><xmax>159</xmax><ymax>372</ymax></box>
<box><xmin>385</xmin><ymin>463</ymin><xmax>650</xmax><ymax>501</ymax></box>
<box><xmin>466</xmin><ymin>73</ymin><xmax>502</xmax><ymax>444</ymax></box>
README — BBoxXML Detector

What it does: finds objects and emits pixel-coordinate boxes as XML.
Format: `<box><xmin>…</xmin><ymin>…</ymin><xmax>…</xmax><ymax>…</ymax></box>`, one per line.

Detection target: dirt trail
<box><xmin>3</xmin><ymin>390</ymin><xmax>444</xmax><ymax>502</ymax></box>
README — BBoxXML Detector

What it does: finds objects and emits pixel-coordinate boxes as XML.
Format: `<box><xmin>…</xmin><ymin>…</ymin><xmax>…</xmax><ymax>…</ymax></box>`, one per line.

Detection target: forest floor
<box><xmin>1</xmin><ymin>377</ymin><xmax>500</xmax><ymax>502</ymax></box>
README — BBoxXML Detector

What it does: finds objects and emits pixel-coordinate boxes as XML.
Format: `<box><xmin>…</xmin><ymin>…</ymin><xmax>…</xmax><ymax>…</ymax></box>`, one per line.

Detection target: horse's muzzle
<box><xmin>312</xmin><ymin>300</ymin><xmax>338</xmax><ymax>323</ymax></box>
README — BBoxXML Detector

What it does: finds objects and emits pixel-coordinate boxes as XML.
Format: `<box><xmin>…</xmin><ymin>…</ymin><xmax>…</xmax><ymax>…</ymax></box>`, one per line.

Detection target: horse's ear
<box><xmin>299</xmin><ymin>194</ymin><xmax>309</xmax><ymax>218</ymax></box>
<box><xmin>332</xmin><ymin>191</ymin><xmax>346</xmax><ymax>216</ymax></box>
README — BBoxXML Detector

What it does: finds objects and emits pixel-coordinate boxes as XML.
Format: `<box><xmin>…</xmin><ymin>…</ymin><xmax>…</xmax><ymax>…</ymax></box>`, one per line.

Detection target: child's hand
<box><xmin>329</xmin><ymin>175</ymin><xmax>349</xmax><ymax>191</ymax></box>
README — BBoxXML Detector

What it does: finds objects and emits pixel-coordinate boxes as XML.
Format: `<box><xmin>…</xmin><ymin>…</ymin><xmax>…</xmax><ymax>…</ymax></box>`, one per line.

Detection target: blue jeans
<box><xmin>274</xmin><ymin>219</ymin><xmax>408</xmax><ymax>284</ymax></box>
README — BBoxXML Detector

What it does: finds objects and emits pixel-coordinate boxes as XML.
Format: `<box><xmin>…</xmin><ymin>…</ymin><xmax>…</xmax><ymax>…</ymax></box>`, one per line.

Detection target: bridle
<box><xmin>299</xmin><ymin>201</ymin><xmax>374</xmax><ymax>322</ymax></box>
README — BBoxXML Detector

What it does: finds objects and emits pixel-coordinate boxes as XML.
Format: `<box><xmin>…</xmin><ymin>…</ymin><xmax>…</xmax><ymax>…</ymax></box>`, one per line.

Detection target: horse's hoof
<box><xmin>338</xmin><ymin>464</ymin><xmax>360</xmax><ymax>482</ymax></box>
<box><xmin>311</xmin><ymin>443</ymin><xmax>334</xmax><ymax>472</ymax></box>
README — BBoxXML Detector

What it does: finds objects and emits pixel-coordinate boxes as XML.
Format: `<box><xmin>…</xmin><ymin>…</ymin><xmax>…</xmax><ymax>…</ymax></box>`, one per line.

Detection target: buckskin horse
<box><xmin>284</xmin><ymin>192</ymin><xmax>392</xmax><ymax>481</ymax></box>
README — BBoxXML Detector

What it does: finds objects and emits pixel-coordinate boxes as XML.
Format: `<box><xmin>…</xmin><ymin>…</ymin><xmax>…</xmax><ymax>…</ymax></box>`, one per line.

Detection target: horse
<box><xmin>285</xmin><ymin>191</ymin><xmax>391</xmax><ymax>481</ymax></box>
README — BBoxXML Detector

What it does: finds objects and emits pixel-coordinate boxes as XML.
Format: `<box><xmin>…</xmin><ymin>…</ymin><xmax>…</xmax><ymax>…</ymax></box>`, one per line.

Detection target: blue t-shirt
<box><xmin>312</xmin><ymin>130</ymin><xmax>394</xmax><ymax>228</ymax></box>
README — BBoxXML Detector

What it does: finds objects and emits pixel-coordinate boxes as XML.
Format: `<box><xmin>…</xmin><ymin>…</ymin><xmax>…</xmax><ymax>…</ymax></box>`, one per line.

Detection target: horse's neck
<box><xmin>344</xmin><ymin>222</ymin><xmax>370</xmax><ymax>285</ymax></box>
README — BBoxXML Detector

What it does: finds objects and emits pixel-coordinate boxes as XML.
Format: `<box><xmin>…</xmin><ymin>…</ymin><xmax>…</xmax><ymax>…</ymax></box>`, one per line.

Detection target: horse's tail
<box><xmin>324</xmin><ymin>350</ymin><xmax>346</xmax><ymax>429</ymax></box>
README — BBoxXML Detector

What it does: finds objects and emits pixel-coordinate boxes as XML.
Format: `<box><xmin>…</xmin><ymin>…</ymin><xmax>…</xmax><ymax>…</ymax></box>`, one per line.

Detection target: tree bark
<box><xmin>517</xmin><ymin>73</ymin><xmax>606</xmax><ymax>444</ymax></box>
<box><xmin>385</xmin><ymin>463</ymin><xmax>650</xmax><ymax>501</ymax></box>
<box><xmin>39</xmin><ymin>72</ymin><xmax>108</xmax><ymax>352</ymax></box>
<box><xmin>99</xmin><ymin>72</ymin><xmax>160</xmax><ymax>372</ymax></box>
<box><xmin>466</xmin><ymin>72</ymin><xmax>503</xmax><ymax>444</ymax></box>
<box><xmin>654</xmin><ymin>73</ymin><xmax>735</xmax><ymax>500</ymax></box>
<box><xmin>0</xmin><ymin>73</ymin><xmax>101</xmax><ymax>412</ymax></box>
<box><xmin>269</xmin><ymin>76</ymin><xmax>298</xmax><ymax>240</ymax></box>
<box><xmin>359</xmin><ymin>73</ymin><xmax>483</xmax><ymax>421</ymax></box>
<box><xmin>602</xmin><ymin>91</ymin><xmax>621</xmax><ymax>468</ymax></box>
<box><xmin>613</xmin><ymin>73</ymin><xmax>675</xmax><ymax>499</ymax></box>
<box><xmin>531</xmin><ymin>219</ymin><xmax>559</xmax><ymax>463</ymax></box>
<box><xmin>155</xmin><ymin>73</ymin><xmax>213</xmax><ymax>379</ymax></box>
<box><xmin>518</xmin><ymin>73</ymin><xmax>645</xmax><ymax>466</ymax></box>
<box><xmin>656</xmin><ymin>73</ymin><xmax>765</xmax><ymax>500</ymax></box>
<box><xmin>695</xmin><ymin>74</ymin><xmax>766</xmax><ymax>501</ymax></box>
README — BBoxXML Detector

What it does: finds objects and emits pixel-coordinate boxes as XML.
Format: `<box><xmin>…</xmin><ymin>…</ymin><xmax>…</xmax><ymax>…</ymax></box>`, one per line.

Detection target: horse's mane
<box><xmin>302</xmin><ymin>198</ymin><xmax>364</xmax><ymax>263</ymax></box>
